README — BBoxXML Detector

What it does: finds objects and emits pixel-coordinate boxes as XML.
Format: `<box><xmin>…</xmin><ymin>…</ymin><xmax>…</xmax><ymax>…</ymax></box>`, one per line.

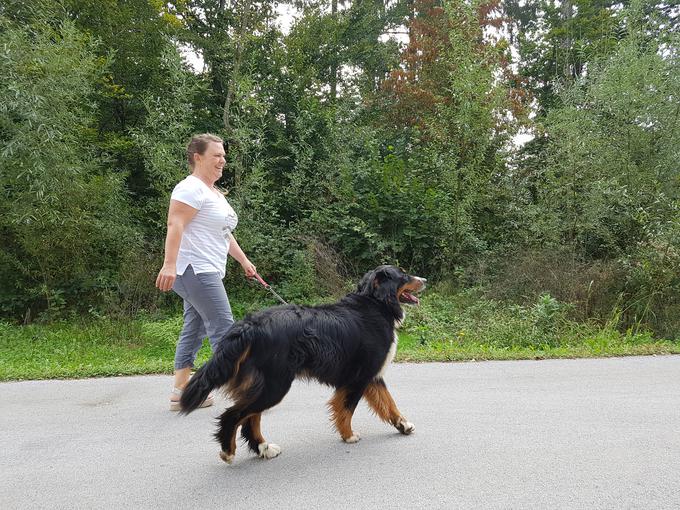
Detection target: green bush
<box><xmin>0</xmin><ymin>17</ymin><xmax>140</xmax><ymax>320</ymax></box>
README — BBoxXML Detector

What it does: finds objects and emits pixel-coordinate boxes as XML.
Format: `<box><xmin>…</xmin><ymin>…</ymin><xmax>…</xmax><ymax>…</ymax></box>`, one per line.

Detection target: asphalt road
<box><xmin>2</xmin><ymin>356</ymin><xmax>679</xmax><ymax>509</ymax></box>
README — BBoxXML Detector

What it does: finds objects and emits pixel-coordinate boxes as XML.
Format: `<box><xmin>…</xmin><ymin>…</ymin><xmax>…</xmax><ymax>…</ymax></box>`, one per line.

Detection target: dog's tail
<box><xmin>179</xmin><ymin>323</ymin><xmax>251</xmax><ymax>414</ymax></box>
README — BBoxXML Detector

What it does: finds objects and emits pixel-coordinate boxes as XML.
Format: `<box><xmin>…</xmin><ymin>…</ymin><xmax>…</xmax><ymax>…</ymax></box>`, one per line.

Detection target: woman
<box><xmin>156</xmin><ymin>133</ymin><xmax>256</xmax><ymax>410</ymax></box>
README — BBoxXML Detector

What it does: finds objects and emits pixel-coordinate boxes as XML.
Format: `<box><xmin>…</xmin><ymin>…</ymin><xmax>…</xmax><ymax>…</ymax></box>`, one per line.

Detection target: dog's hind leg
<box><xmin>215</xmin><ymin>365</ymin><xmax>271</xmax><ymax>463</ymax></box>
<box><xmin>215</xmin><ymin>407</ymin><xmax>249</xmax><ymax>464</ymax></box>
<box><xmin>363</xmin><ymin>377</ymin><xmax>415</xmax><ymax>435</ymax></box>
<box><xmin>328</xmin><ymin>383</ymin><xmax>368</xmax><ymax>443</ymax></box>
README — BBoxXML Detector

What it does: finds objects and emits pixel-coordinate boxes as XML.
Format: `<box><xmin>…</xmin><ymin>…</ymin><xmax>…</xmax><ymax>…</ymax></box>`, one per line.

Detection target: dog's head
<box><xmin>357</xmin><ymin>265</ymin><xmax>426</xmax><ymax>310</ymax></box>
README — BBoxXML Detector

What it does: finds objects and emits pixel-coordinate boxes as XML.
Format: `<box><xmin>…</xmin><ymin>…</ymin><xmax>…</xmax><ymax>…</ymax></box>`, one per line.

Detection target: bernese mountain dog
<box><xmin>180</xmin><ymin>265</ymin><xmax>426</xmax><ymax>463</ymax></box>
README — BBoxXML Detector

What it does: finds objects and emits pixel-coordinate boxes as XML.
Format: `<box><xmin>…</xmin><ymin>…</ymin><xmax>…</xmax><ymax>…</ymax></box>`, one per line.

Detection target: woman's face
<box><xmin>194</xmin><ymin>141</ymin><xmax>226</xmax><ymax>182</ymax></box>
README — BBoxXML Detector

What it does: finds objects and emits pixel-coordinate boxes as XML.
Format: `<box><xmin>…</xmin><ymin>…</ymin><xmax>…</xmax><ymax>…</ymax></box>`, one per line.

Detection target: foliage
<box><xmin>0</xmin><ymin>0</ymin><xmax>678</xmax><ymax>344</ymax></box>
<box><xmin>399</xmin><ymin>288</ymin><xmax>676</xmax><ymax>359</ymax></box>
<box><xmin>498</xmin><ymin>2</ymin><xmax>680</xmax><ymax>336</ymax></box>
<box><xmin>374</xmin><ymin>0</ymin><xmax>527</xmax><ymax>273</ymax></box>
<box><xmin>0</xmin><ymin>15</ymin><xmax>139</xmax><ymax>319</ymax></box>
<box><xmin>130</xmin><ymin>45</ymin><xmax>201</xmax><ymax>235</ymax></box>
<box><xmin>511</xmin><ymin>0</ymin><xmax>624</xmax><ymax>113</ymax></box>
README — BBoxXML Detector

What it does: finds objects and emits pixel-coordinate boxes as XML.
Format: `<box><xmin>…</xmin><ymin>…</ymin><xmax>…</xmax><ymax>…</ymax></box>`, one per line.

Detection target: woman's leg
<box><xmin>171</xmin><ymin>299</ymin><xmax>207</xmax><ymax>399</ymax></box>
<box><xmin>174</xmin><ymin>300</ymin><xmax>207</xmax><ymax>369</ymax></box>
<box><xmin>178</xmin><ymin>268</ymin><xmax>234</xmax><ymax>352</ymax></box>
<box><xmin>170</xmin><ymin>266</ymin><xmax>234</xmax><ymax>405</ymax></box>
<box><xmin>170</xmin><ymin>267</ymin><xmax>209</xmax><ymax>407</ymax></box>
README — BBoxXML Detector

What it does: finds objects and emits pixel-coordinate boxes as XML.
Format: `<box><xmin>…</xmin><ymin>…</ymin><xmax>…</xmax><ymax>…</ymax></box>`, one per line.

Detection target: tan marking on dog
<box><xmin>328</xmin><ymin>389</ymin><xmax>358</xmax><ymax>442</ymax></box>
<box><xmin>363</xmin><ymin>380</ymin><xmax>402</xmax><ymax>425</ymax></box>
<box><xmin>221</xmin><ymin>412</ymin><xmax>271</xmax><ymax>464</ymax></box>
<box><xmin>221</xmin><ymin>346</ymin><xmax>251</xmax><ymax>388</ymax></box>
<box><xmin>226</xmin><ymin>371</ymin><xmax>255</xmax><ymax>404</ymax></box>
<box><xmin>222</xmin><ymin>347</ymin><xmax>260</xmax><ymax>406</ymax></box>
<box><xmin>223</xmin><ymin>414</ymin><xmax>253</xmax><ymax>460</ymax></box>
<box><xmin>247</xmin><ymin>413</ymin><xmax>266</xmax><ymax>445</ymax></box>
<box><xmin>233</xmin><ymin>345</ymin><xmax>251</xmax><ymax>376</ymax></box>
<box><xmin>363</xmin><ymin>380</ymin><xmax>414</xmax><ymax>435</ymax></box>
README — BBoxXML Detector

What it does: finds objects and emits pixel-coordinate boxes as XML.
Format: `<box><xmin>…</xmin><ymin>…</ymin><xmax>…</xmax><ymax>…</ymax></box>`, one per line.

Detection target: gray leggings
<box><xmin>171</xmin><ymin>265</ymin><xmax>234</xmax><ymax>370</ymax></box>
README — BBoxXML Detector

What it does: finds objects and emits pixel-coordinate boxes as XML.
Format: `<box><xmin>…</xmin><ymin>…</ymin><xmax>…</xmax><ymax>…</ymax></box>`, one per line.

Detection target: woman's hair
<box><xmin>186</xmin><ymin>133</ymin><xmax>224</xmax><ymax>168</ymax></box>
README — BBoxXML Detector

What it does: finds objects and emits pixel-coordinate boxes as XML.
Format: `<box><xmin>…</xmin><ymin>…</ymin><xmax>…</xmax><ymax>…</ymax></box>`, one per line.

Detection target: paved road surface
<box><xmin>2</xmin><ymin>356</ymin><xmax>679</xmax><ymax>509</ymax></box>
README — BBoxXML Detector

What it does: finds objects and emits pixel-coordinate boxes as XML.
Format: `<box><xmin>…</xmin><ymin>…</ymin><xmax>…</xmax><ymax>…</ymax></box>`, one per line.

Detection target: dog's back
<box><xmin>243</xmin><ymin>295</ymin><xmax>397</xmax><ymax>386</ymax></box>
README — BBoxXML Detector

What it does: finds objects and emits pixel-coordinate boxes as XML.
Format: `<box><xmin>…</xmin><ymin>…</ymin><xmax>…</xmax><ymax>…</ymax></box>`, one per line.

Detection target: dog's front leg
<box><xmin>328</xmin><ymin>386</ymin><xmax>365</xmax><ymax>443</ymax></box>
<box><xmin>363</xmin><ymin>378</ymin><xmax>415</xmax><ymax>435</ymax></box>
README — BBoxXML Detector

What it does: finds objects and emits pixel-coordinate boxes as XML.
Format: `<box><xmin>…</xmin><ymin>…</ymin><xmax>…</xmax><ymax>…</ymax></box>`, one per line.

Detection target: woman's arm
<box><xmin>228</xmin><ymin>234</ymin><xmax>257</xmax><ymax>277</ymax></box>
<box><xmin>155</xmin><ymin>200</ymin><xmax>199</xmax><ymax>292</ymax></box>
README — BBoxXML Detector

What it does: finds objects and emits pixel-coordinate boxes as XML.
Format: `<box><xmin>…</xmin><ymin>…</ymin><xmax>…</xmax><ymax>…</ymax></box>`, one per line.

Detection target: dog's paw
<box><xmin>258</xmin><ymin>442</ymin><xmax>282</xmax><ymax>459</ymax></box>
<box><xmin>343</xmin><ymin>433</ymin><xmax>361</xmax><ymax>444</ymax></box>
<box><xmin>397</xmin><ymin>419</ymin><xmax>415</xmax><ymax>435</ymax></box>
<box><xmin>219</xmin><ymin>451</ymin><xmax>235</xmax><ymax>464</ymax></box>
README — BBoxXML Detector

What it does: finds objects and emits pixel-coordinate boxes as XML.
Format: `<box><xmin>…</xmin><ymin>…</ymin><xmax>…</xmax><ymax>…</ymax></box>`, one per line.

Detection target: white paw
<box><xmin>258</xmin><ymin>442</ymin><xmax>282</xmax><ymax>459</ymax></box>
<box><xmin>343</xmin><ymin>433</ymin><xmax>361</xmax><ymax>444</ymax></box>
<box><xmin>219</xmin><ymin>451</ymin><xmax>235</xmax><ymax>464</ymax></box>
<box><xmin>398</xmin><ymin>419</ymin><xmax>415</xmax><ymax>435</ymax></box>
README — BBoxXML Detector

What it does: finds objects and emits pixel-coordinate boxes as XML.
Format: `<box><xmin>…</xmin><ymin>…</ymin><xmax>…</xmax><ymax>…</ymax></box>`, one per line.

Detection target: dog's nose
<box><xmin>415</xmin><ymin>277</ymin><xmax>427</xmax><ymax>284</ymax></box>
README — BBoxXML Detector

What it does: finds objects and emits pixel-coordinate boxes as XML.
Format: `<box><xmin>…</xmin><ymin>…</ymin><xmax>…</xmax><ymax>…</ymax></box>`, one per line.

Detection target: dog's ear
<box><xmin>357</xmin><ymin>269</ymin><xmax>378</xmax><ymax>295</ymax></box>
<box><xmin>357</xmin><ymin>267</ymin><xmax>399</xmax><ymax>305</ymax></box>
<box><xmin>371</xmin><ymin>268</ymin><xmax>399</xmax><ymax>306</ymax></box>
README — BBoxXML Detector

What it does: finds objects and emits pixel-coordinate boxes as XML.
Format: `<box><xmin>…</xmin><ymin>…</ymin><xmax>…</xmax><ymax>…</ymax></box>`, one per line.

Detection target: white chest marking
<box><xmin>377</xmin><ymin>332</ymin><xmax>398</xmax><ymax>378</ymax></box>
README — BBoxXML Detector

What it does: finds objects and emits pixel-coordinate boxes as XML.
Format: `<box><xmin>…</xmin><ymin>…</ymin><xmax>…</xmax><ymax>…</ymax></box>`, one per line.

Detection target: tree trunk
<box><xmin>223</xmin><ymin>0</ymin><xmax>252</xmax><ymax>186</ymax></box>
<box><xmin>330</xmin><ymin>0</ymin><xmax>338</xmax><ymax>102</ymax></box>
<box><xmin>561</xmin><ymin>0</ymin><xmax>572</xmax><ymax>80</ymax></box>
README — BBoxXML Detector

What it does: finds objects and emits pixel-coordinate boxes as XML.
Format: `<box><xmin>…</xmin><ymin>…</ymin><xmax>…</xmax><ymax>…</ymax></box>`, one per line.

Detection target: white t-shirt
<box><xmin>171</xmin><ymin>175</ymin><xmax>238</xmax><ymax>278</ymax></box>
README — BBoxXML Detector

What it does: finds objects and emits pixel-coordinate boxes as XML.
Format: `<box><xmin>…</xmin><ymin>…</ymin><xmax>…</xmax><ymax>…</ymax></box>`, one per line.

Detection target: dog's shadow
<box><xmin>220</xmin><ymin>428</ymin><xmax>416</xmax><ymax>473</ymax></box>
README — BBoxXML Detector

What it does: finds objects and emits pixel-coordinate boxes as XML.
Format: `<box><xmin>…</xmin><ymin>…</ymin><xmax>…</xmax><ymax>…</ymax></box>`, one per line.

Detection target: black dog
<box><xmin>180</xmin><ymin>265</ymin><xmax>426</xmax><ymax>463</ymax></box>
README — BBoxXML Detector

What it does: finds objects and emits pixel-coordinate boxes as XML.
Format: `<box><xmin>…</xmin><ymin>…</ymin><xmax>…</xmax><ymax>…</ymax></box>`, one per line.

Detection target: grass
<box><xmin>396</xmin><ymin>331</ymin><xmax>680</xmax><ymax>362</ymax></box>
<box><xmin>1</xmin><ymin>290</ymin><xmax>678</xmax><ymax>381</ymax></box>
<box><xmin>0</xmin><ymin>317</ymin><xmax>208</xmax><ymax>381</ymax></box>
<box><xmin>397</xmin><ymin>289</ymin><xmax>680</xmax><ymax>362</ymax></box>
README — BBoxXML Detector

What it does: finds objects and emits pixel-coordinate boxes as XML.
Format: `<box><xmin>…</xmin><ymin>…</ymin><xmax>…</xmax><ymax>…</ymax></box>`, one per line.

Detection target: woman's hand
<box><xmin>240</xmin><ymin>259</ymin><xmax>257</xmax><ymax>278</ymax></box>
<box><xmin>156</xmin><ymin>263</ymin><xmax>177</xmax><ymax>292</ymax></box>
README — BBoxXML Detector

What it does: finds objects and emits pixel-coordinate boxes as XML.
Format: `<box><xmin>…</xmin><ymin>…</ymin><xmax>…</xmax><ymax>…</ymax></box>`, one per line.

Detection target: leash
<box><xmin>250</xmin><ymin>272</ymin><xmax>289</xmax><ymax>305</ymax></box>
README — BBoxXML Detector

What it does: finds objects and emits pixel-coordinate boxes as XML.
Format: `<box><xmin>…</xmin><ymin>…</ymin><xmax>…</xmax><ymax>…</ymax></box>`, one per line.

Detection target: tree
<box><xmin>503</xmin><ymin>2</ymin><xmax>680</xmax><ymax>332</ymax></box>
<box><xmin>373</xmin><ymin>0</ymin><xmax>526</xmax><ymax>272</ymax></box>
<box><xmin>529</xmin><ymin>3</ymin><xmax>679</xmax><ymax>259</ymax></box>
<box><xmin>0</xmin><ymin>15</ymin><xmax>139</xmax><ymax>319</ymax></box>
<box><xmin>511</xmin><ymin>0</ymin><xmax>623</xmax><ymax>114</ymax></box>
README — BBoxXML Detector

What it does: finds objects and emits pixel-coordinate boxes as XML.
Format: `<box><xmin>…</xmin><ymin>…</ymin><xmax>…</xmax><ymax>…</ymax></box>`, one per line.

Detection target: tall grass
<box><xmin>398</xmin><ymin>289</ymin><xmax>679</xmax><ymax>361</ymax></box>
<box><xmin>1</xmin><ymin>290</ymin><xmax>678</xmax><ymax>381</ymax></box>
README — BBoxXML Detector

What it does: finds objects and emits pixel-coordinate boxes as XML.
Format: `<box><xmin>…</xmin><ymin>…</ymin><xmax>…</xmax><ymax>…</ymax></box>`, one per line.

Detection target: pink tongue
<box><xmin>403</xmin><ymin>292</ymin><xmax>420</xmax><ymax>304</ymax></box>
